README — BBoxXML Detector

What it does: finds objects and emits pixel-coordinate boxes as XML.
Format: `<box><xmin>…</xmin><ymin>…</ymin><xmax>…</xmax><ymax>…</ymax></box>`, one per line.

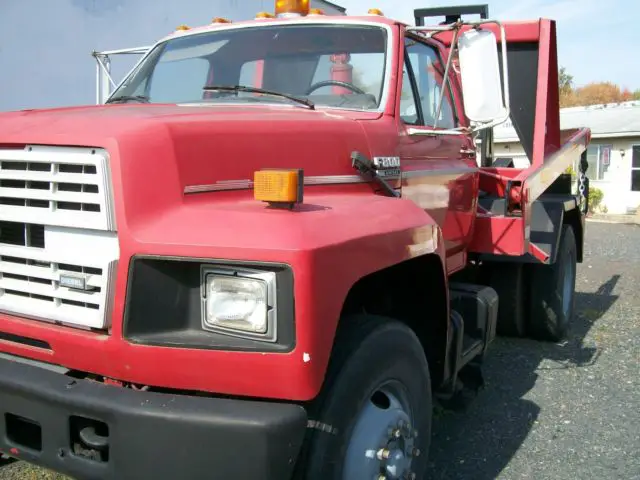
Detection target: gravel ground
<box><xmin>2</xmin><ymin>221</ymin><xmax>639</xmax><ymax>479</ymax></box>
<box><xmin>425</xmin><ymin>221</ymin><xmax>640</xmax><ymax>479</ymax></box>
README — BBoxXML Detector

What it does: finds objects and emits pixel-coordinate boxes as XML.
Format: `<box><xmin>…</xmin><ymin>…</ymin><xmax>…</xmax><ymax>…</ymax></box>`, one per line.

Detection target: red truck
<box><xmin>0</xmin><ymin>3</ymin><xmax>590</xmax><ymax>479</ymax></box>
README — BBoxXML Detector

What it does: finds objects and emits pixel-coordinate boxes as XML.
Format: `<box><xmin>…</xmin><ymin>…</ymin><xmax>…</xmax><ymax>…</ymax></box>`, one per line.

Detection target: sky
<box><xmin>339</xmin><ymin>0</ymin><xmax>640</xmax><ymax>90</ymax></box>
<box><xmin>0</xmin><ymin>0</ymin><xmax>637</xmax><ymax>112</ymax></box>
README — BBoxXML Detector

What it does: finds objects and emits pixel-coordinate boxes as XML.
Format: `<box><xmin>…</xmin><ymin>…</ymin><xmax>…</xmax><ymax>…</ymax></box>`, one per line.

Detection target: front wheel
<box><xmin>298</xmin><ymin>316</ymin><xmax>432</xmax><ymax>480</ymax></box>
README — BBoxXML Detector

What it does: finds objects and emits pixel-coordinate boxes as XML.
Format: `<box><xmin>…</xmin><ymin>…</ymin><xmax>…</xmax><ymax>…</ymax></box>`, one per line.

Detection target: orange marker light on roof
<box><xmin>212</xmin><ymin>17</ymin><xmax>232</xmax><ymax>23</ymax></box>
<box><xmin>275</xmin><ymin>0</ymin><xmax>310</xmax><ymax>17</ymax></box>
<box><xmin>309</xmin><ymin>8</ymin><xmax>325</xmax><ymax>15</ymax></box>
<box><xmin>367</xmin><ymin>8</ymin><xmax>384</xmax><ymax>16</ymax></box>
<box><xmin>254</xmin><ymin>169</ymin><xmax>304</xmax><ymax>208</ymax></box>
<box><xmin>255</xmin><ymin>11</ymin><xmax>276</xmax><ymax>19</ymax></box>
<box><xmin>176</xmin><ymin>24</ymin><xmax>191</xmax><ymax>31</ymax></box>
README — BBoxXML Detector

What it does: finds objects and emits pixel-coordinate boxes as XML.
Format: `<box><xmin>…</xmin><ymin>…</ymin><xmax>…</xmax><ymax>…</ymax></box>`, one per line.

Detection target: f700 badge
<box><xmin>373</xmin><ymin>157</ymin><xmax>401</xmax><ymax>169</ymax></box>
<box><xmin>373</xmin><ymin>156</ymin><xmax>401</xmax><ymax>178</ymax></box>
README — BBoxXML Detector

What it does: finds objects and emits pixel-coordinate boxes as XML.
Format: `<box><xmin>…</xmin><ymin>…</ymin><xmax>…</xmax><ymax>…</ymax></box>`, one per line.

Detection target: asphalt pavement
<box><xmin>1</xmin><ymin>221</ymin><xmax>639</xmax><ymax>479</ymax></box>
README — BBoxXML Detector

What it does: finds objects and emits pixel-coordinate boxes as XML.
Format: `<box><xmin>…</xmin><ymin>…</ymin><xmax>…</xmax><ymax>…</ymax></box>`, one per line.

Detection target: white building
<box><xmin>492</xmin><ymin>101</ymin><xmax>640</xmax><ymax>215</ymax></box>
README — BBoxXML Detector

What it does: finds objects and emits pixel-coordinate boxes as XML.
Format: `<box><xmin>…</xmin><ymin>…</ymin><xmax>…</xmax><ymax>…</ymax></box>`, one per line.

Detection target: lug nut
<box><xmin>392</xmin><ymin>429</ymin><xmax>402</xmax><ymax>438</ymax></box>
<box><xmin>376</xmin><ymin>448</ymin><xmax>391</xmax><ymax>460</ymax></box>
<box><xmin>377</xmin><ymin>475</ymin><xmax>388</xmax><ymax>480</ymax></box>
<box><xmin>412</xmin><ymin>448</ymin><xmax>421</xmax><ymax>457</ymax></box>
<box><xmin>405</xmin><ymin>473</ymin><xmax>416</xmax><ymax>480</ymax></box>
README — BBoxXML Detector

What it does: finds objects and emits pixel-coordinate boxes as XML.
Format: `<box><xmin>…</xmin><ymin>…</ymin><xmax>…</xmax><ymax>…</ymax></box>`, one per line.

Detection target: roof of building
<box><xmin>318</xmin><ymin>0</ymin><xmax>346</xmax><ymax>13</ymax></box>
<box><xmin>494</xmin><ymin>100</ymin><xmax>640</xmax><ymax>142</ymax></box>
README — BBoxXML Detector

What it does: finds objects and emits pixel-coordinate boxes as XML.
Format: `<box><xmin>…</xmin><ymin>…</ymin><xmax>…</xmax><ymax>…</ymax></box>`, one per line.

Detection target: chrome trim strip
<box><xmin>184</xmin><ymin>169</ymin><xmax>478</xmax><ymax>194</ymax></box>
<box><xmin>402</xmin><ymin>167</ymin><xmax>478</xmax><ymax>178</ymax></box>
<box><xmin>185</xmin><ymin>180</ymin><xmax>253</xmax><ymax>193</ymax></box>
<box><xmin>305</xmin><ymin>175</ymin><xmax>365</xmax><ymax>185</ymax></box>
<box><xmin>184</xmin><ymin>175</ymin><xmax>366</xmax><ymax>194</ymax></box>
<box><xmin>184</xmin><ymin>182</ymin><xmax>251</xmax><ymax>194</ymax></box>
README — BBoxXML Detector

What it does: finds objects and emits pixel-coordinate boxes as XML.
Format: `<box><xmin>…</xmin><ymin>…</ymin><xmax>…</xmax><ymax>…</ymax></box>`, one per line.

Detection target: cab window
<box><xmin>400</xmin><ymin>63</ymin><xmax>419</xmax><ymax>125</ymax></box>
<box><xmin>111</xmin><ymin>24</ymin><xmax>389</xmax><ymax>111</ymax></box>
<box><xmin>148</xmin><ymin>57</ymin><xmax>211</xmax><ymax>102</ymax></box>
<box><xmin>402</xmin><ymin>38</ymin><xmax>457</xmax><ymax>129</ymax></box>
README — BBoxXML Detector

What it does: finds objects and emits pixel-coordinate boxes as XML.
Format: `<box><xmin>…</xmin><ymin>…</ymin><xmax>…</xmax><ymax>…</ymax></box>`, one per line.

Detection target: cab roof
<box><xmin>159</xmin><ymin>14</ymin><xmax>403</xmax><ymax>44</ymax></box>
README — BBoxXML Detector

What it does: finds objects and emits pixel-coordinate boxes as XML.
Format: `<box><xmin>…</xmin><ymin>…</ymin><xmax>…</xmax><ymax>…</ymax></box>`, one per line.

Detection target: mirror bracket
<box><xmin>406</xmin><ymin>20</ymin><xmax>511</xmax><ymax>135</ymax></box>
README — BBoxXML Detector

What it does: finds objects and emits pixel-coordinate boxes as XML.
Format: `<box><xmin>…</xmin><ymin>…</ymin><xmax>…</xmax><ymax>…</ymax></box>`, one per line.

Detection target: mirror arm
<box><xmin>433</xmin><ymin>26</ymin><xmax>460</xmax><ymax>129</ymax></box>
<box><xmin>409</xmin><ymin>20</ymin><xmax>511</xmax><ymax>133</ymax></box>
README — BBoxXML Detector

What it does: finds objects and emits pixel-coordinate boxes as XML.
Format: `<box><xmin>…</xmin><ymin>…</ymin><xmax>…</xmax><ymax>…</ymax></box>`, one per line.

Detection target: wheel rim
<box><xmin>342</xmin><ymin>380</ymin><xmax>419</xmax><ymax>480</ymax></box>
<box><xmin>562</xmin><ymin>252</ymin><xmax>575</xmax><ymax>318</ymax></box>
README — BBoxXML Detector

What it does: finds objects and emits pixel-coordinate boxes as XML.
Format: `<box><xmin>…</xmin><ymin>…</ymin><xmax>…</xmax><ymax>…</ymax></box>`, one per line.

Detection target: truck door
<box><xmin>398</xmin><ymin>35</ymin><xmax>478</xmax><ymax>274</ymax></box>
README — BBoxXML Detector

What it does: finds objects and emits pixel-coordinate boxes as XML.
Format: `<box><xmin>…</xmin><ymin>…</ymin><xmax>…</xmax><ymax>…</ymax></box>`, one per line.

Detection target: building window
<box><xmin>632</xmin><ymin>145</ymin><xmax>640</xmax><ymax>192</ymax></box>
<box><xmin>586</xmin><ymin>144</ymin><xmax>612</xmax><ymax>181</ymax></box>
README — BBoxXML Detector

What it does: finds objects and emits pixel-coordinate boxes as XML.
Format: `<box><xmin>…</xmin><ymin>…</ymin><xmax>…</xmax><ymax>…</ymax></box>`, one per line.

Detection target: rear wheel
<box><xmin>482</xmin><ymin>262</ymin><xmax>527</xmax><ymax>337</ymax></box>
<box><xmin>298</xmin><ymin>316</ymin><xmax>432</xmax><ymax>480</ymax></box>
<box><xmin>528</xmin><ymin>225</ymin><xmax>577</xmax><ymax>341</ymax></box>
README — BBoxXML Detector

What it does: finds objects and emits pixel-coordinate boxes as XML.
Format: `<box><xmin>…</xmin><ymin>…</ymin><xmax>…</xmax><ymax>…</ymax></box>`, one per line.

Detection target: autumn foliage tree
<box><xmin>559</xmin><ymin>66</ymin><xmax>640</xmax><ymax>107</ymax></box>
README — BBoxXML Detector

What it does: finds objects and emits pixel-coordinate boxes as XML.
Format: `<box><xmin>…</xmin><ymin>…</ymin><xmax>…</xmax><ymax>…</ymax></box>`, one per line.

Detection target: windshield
<box><xmin>110</xmin><ymin>23</ymin><xmax>389</xmax><ymax>111</ymax></box>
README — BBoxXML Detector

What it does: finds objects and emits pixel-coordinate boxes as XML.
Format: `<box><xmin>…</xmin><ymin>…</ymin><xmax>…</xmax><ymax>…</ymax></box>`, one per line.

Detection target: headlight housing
<box><xmin>124</xmin><ymin>257</ymin><xmax>294</xmax><ymax>352</ymax></box>
<box><xmin>201</xmin><ymin>267</ymin><xmax>277</xmax><ymax>341</ymax></box>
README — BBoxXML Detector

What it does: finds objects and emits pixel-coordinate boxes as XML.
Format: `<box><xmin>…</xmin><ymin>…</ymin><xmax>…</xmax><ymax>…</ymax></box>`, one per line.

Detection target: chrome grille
<box><xmin>0</xmin><ymin>145</ymin><xmax>118</xmax><ymax>330</ymax></box>
<box><xmin>0</xmin><ymin>145</ymin><xmax>115</xmax><ymax>231</ymax></box>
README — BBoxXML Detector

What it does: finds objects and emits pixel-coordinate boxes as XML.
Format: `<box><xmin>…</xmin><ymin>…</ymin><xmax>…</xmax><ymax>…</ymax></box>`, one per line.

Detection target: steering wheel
<box><xmin>305</xmin><ymin>80</ymin><xmax>366</xmax><ymax>95</ymax></box>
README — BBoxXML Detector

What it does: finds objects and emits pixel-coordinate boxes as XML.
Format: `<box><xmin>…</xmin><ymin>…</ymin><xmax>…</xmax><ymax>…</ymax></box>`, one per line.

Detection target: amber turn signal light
<box><xmin>254</xmin><ymin>169</ymin><xmax>304</xmax><ymax>208</ymax></box>
<box><xmin>275</xmin><ymin>0</ymin><xmax>310</xmax><ymax>16</ymax></box>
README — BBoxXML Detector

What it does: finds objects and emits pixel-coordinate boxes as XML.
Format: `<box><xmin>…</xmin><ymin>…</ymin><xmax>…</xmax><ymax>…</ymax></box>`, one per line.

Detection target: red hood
<box><xmin>0</xmin><ymin>103</ymin><xmax>381</xmax><ymax>136</ymax></box>
<box><xmin>0</xmin><ymin>103</ymin><xmax>378</xmax><ymax>229</ymax></box>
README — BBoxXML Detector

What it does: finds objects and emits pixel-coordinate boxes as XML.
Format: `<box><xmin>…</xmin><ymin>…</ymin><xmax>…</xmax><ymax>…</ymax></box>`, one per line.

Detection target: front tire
<box><xmin>528</xmin><ymin>224</ymin><xmax>577</xmax><ymax>341</ymax></box>
<box><xmin>299</xmin><ymin>315</ymin><xmax>432</xmax><ymax>480</ymax></box>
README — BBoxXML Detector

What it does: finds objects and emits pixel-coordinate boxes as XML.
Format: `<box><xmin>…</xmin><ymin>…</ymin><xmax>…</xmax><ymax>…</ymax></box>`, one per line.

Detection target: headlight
<box><xmin>201</xmin><ymin>267</ymin><xmax>277</xmax><ymax>340</ymax></box>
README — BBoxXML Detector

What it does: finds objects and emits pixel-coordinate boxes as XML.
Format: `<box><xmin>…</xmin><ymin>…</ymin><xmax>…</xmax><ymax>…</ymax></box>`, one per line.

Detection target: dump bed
<box><xmin>417</xmin><ymin>8</ymin><xmax>591</xmax><ymax>262</ymax></box>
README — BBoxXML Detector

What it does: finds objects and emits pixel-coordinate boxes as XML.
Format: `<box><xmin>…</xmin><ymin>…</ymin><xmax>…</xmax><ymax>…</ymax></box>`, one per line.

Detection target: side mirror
<box><xmin>458</xmin><ymin>28</ymin><xmax>508</xmax><ymax>125</ymax></box>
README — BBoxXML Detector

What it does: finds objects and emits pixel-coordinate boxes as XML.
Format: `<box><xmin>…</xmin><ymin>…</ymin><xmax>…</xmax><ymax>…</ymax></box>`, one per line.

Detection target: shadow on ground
<box><xmin>425</xmin><ymin>275</ymin><xmax>620</xmax><ymax>480</ymax></box>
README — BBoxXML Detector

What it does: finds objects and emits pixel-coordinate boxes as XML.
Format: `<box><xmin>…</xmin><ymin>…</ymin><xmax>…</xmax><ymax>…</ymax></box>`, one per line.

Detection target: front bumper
<box><xmin>0</xmin><ymin>355</ymin><xmax>307</xmax><ymax>480</ymax></box>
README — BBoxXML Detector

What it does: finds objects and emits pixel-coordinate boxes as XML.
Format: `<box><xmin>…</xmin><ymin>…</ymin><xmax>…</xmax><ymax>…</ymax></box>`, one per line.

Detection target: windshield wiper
<box><xmin>202</xmin><ymin>85</ymin><xmax>315</xmax><ymax>110</ymax></box>
<box><xmin>106</xmin><ymin>95</ymin><xmax>150</xmax><ymax>104</ymax></box>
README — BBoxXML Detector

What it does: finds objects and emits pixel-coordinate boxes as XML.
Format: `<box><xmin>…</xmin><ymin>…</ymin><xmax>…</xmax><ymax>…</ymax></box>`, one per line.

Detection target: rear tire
<box><xmin>297</xmin><ymin>315</ymin><xmax>432</xmax><ymax>480</ymax></box>
<box><xmin>528</xmin><ymin>225</ymin><xmax>577</xmax><ymax>342</ymax></box>
<box><xmin>483</xmin><ymin>262</ymin><xmax>527</xmax><ymax>337</ymax></box>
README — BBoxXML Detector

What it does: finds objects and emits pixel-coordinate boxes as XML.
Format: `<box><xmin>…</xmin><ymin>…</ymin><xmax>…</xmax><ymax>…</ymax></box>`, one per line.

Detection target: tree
<box><xmin>558</xmin><ymin>67</ymin><xmax>639</xmax><ymax>107</ymax></box>
<box><xmin>559</xmin><ymin>67</ymin><xmax>573</xmax><ymax>95</ymax></box>
<box><xmin>559</xmin><ymin>67</ymin><xmax>575</xmax><ymax>107</ymax></box>
<box><xmin>572</xmin><ymin>82</ymin><xmax>629</xmax><ymax>106</ymax></box>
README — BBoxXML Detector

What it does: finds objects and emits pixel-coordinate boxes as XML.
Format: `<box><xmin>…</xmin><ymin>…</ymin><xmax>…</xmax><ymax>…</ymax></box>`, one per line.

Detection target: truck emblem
<box><xmin>373</xmin><ymin>157</ymin><xmax>401</xmax><ymax>169</ymax></box>
<box><xmin>59</xmin><ymin>273</ymin><xmax>90</xmax><ymax>291</ymax></box>
<box><xmin>373</xmin><ymin>157</ymin><xmax>401</xmax><ymax>179</ymax></box>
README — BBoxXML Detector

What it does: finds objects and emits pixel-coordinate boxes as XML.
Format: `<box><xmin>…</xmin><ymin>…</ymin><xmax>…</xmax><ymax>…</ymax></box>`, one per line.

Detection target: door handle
<box><xmin>460</xmin><ymin>147</ymin><xmax>476</xmax><ymax>156</ymax></box>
